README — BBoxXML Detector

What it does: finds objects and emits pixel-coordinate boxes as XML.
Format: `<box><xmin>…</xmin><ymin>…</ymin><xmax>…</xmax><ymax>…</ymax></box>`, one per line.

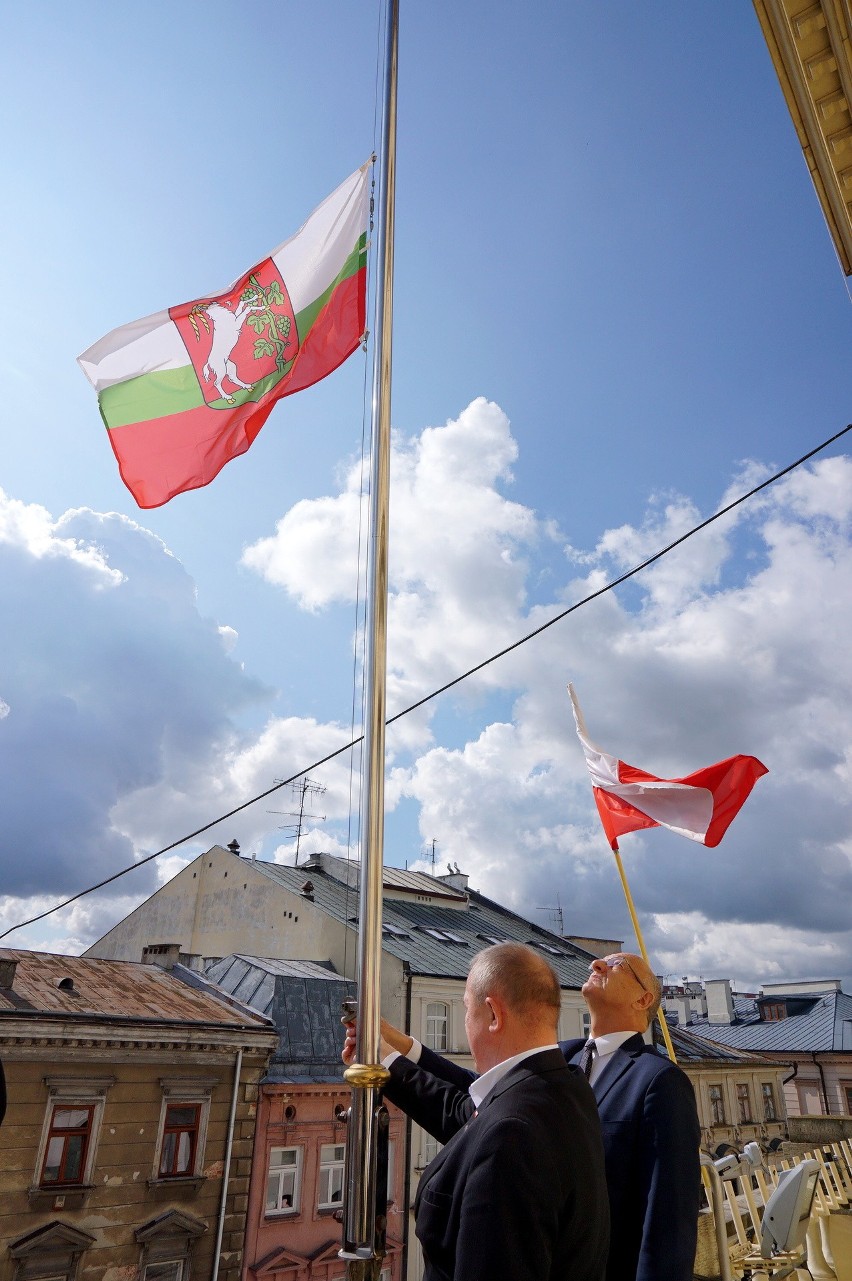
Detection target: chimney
<box><xmin>0</xmin><ymin>959</ymin><xmax>17</xmax><ymax>989</ymax></box>
<box><xmin>437</xmin><ymin>870</ymin><xmax>469</xmax><ymax>892</ymax></box>
<box><xmin>705</xmin><ymin>978</ymin><xmax>735</xmax><ymax>1024</ymax></box>
<box><xmin>669</xmin><ymin>995</ymin><xmax>692</xmax><ymax>1027</ymax></box>
<box><xmin>141</xmin><ymin>943</ymin><xmax>182</xmax><ymax>970</ymax></box>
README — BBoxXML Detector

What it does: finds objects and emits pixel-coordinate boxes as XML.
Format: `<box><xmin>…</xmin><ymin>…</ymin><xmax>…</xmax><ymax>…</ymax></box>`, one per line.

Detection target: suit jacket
<box><xmin>412</xmin><ymin>1048</ymin><xmax>608</xmax><ymax>1281</ymax></box>
<box><xmin>386</xmin><ymin>1034</ymin><xmax>700</xmax><ymax>1281</ymax></box>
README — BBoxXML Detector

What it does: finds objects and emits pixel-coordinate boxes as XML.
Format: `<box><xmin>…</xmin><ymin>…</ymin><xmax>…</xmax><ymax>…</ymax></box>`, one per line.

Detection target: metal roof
<box><xmin>658</xmin><ymin>1022</ymin><xmax>780</xmax><ymax>1066</ymax></box>
<box><xmin>204</xmin><ymin>953</ymin><xmax>355</xmax><ymax>1083</ymax></box>
<box><xmin>248</xmin><ymin>858</ymin><xmax>594</xmax><ymax>987</ymax></box>
<box><xmin>0</xmin><ymin>947</ymin><xmax>272</xmax><ymax>1029</ymax></box>
<box><xmin>685</xmin><ymin>989</ymin><xmax>852</xmax><ymax>1054</ymax></box>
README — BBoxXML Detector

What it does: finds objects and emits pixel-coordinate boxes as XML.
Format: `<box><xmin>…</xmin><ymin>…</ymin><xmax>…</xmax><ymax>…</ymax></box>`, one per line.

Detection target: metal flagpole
<box><xmin>340</xmin><ymin>0</ymin><xmax>399</xmax><ymax>1276</ymax></box>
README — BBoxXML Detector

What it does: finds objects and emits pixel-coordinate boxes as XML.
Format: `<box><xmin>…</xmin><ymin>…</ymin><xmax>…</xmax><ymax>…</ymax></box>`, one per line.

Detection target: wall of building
<box><xmin>779</xmin><ymin>1055</ymin><xmax>852</xmax><ymax>1118</ymax></box>
<box><xmin>244</xmin><ymin>1083</ymin><xmax>404</xmax><ymax>1281</ymax></box>
<box><xmin>688</xmin><ymin>1062</ymin><xmax>789</xmax><ymax>1151</ymax></box>
<box><xmin>87</xmin><ymin>848</ymin><xmax>336</xmax><ymax>968</ymax></box>
<box><xmin>0</xmin><ymin>1037</ymin><xmax>271</xmax><ymax>1281</ymax></box>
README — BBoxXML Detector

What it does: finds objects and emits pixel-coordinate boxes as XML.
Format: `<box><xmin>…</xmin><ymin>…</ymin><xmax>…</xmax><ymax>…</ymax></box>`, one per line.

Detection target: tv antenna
<box><xmin>268</xmin><ymin>777</ymin><xmax>327</xmax><ymax>865</ymax></box>
<box><xmin>538</xmin><ymin>893</ymin><xmax>564</xmax><ymax>936</ymax></box>
<box><xmin>422</xmin><ymin>838</ymin><xmax>438</xmax><ymax>875</ymax></box>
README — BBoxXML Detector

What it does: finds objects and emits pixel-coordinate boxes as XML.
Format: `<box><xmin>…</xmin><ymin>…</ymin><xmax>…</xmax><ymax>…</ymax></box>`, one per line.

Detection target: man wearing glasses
<box><xmin>348</xmin><ymin>950</ymin><xmax>700</xmax><ymax>1281</ymax></box>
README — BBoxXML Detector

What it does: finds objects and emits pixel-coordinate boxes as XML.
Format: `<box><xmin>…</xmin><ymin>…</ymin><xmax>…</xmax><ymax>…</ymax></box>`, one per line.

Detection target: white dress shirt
<box><xmin>583</xmin><ymin>1029</ymin><xmax>637</xmax><ymax>1085</ymax></box>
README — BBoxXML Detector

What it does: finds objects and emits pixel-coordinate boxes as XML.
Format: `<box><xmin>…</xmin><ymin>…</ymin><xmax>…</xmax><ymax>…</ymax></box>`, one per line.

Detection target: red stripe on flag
<box><xmin>593</xmin><ymin>754</ymin><xmax>768</xmax><ymax>850</ymax></box>
<box><xmin>592</xmin><ymin>786</ymin><xmax>658</xmax><ymax>851</ymax></box>
<box><xmin>108</xmin><ymin>270</ymin><xmax>365</xmax><ymax>509</ymax></box>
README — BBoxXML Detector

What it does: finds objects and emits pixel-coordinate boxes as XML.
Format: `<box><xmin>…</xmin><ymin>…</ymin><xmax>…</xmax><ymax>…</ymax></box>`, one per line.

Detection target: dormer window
<box><xmin>761</xmin><ymin>1001</ymin><xmax>787</xmax><ymax>1021</ymax></box>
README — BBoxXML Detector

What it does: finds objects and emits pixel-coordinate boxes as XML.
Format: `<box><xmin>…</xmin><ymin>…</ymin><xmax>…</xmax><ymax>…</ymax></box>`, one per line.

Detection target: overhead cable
<box><xmin>2</xmin><ymin>420</ymin><xmax>849</xmax><ymax>941</ymax></box>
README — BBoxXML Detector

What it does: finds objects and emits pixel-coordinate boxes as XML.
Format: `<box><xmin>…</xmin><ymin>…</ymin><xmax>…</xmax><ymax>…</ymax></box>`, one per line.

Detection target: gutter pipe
<box><xmin>212</xmin><ymin>1046</ymin><xmax>243</xmax><ymax>1281</ymax></box>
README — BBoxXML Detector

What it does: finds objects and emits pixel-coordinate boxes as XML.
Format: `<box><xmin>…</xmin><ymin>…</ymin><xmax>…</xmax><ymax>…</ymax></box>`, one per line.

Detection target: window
<box><xmin>318</xmin><ymin>1143</ymin><xmax>346</xmax><ymax>1208</ymax></box>
<box><xmin>158</xmin><ymin>1104</ymin><xmax>201</xmax><ymax>1178</ymax></box>
<box><xmin>844</xmin><ymin>1085</ymin><xmax>852</xmax><ymax>1115</ymax></box>
<box><xmin>266</xmin><ymin>1146</ymin><xmax>302</xmax><ymax>1215</ymax></box>
<box><xmin>9</xmin><ymin>1221</ymin><xmax>96</xmax><ymax>1281</ymax></box>
<box><xmin>796</xmin><ymin>1080</ymin><xmax>822</xmax><ymax>1115</ymax></box>
<box><xmin>135</xmin><ymin>1208</ymin><xmax>206</xmax><ymax>1281</ymax></box>
<box><xmin>425</xmin><ymin>1002</ymin><xmax>449</xmax><ymax>1051</ymax></box>
<box><xmin>709</xmin><ymin>1083</ymin><xmax>725</xmax><ymax>1125</ymax></box>
<box><xmin>762</xmin><ymin>1082</ymin><xmax>778</xmax><ymax>1121</ymax></box>
<box><xmin>736</xmin><ymin>1083</ymin><xmax>752</xmax><ymax>1123</ymax></box>
<box><xmin>143</xmin><ymin>1265</ymin><xmax>184</xmax><ymax>1281</ymax></box>
<box><xmin>420</xmin><ymin>1131</ymin><xmax>441</xmax><ymax>1167</ymax></box>
<box><xmin>762</xmin><ymin>1002</ymin><xmax>787</xmax><ymax>1021</ymax></box>
<box><xmin>41</xmin><ymin>1104</ymin><xmax>95</xmax><ymax>1185</ymax></box>
<box><xmin>581</xmin><ymin>1011</ymin><xmax>592</xmax><ymax>1039</ymax></box>
<box><xmin>35</xmin><ymin>1077</ymin><xmax>113</xmax><ymax>1193</ymax></box>
<box><xmin>153</xmin><ymin>1078</ymin><xmax>215</xmax><ymax>1182</ymax></box>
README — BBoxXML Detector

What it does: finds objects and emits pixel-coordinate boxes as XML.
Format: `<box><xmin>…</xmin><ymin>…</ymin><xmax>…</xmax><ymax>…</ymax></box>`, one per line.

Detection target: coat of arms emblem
<box><xmin>171</xmin><ymin>260</ymin><xmax>299</xmax><ymax>407</ymax></box>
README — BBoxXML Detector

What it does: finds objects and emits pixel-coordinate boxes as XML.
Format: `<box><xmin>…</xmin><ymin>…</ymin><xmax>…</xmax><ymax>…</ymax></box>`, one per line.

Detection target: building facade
<box><xmin>0</xmin><ymin>949</ymin><xmax>276</xmax><ymax>1281</ymax></box>
<box><xmin>202</xmin><ymin>955</ymin><xmax>405</xmax><ymax>1281</ymax></box>
<box><xmin>84</xmin><ymin>846</ymin><xmax>601</xmax><ymax>1279</ymax></box>
<box><xmin>664</xmin><ymin>976</ymin><xmax>852</xmax><ymax>1119</ymax></box>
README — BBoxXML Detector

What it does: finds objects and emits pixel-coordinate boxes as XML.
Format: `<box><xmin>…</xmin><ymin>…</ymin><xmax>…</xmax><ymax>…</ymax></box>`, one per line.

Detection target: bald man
<box><xmin>347</xmin><ymin>943</ymin><xmax>609</xmax><ymax>1281</ymax></box>
<box><xmin>356</xmin><ymin>950</ymin><xmax>699</xmax><ymax>1281</ymax></box>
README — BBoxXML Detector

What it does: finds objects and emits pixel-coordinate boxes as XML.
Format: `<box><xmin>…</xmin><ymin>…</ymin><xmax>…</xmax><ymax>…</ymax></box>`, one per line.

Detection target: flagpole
<box><xmin>340</xmin><ymin>0</ymin><xmax>399</xmax><ymax>1276</ymax></box>
<box><xmin>611</xmin><ymin>842</ymin><xmax>678</xmax><ymax>1063</ymax></box>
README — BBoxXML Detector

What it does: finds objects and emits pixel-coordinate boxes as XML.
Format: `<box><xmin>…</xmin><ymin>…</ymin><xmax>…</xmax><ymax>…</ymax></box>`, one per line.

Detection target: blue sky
<box><xmin>2</xmin><ymin>3</ymin><xmax>851</xmax><ymax>989</ymax></box>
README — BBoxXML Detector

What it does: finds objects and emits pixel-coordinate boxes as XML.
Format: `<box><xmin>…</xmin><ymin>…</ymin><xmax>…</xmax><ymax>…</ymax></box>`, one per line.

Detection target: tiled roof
<box><xmin>205</xmin><ymin>953</ymin><xmax>355</xmax><ymax>1083</ymax></box>
<box><xmin>248</xmin><ymin>858</ymin><xmax>595</xmax><ymax>987</ymax></box>
<box><xmin>686</xmin><ymin>990</ymin><xmax>852</xmax><ymax>1054</ymax></box>
<box><xmin>0</xmin><ymin>947</ymin><xmax>271</xmax><ymax>1029</ymax></box>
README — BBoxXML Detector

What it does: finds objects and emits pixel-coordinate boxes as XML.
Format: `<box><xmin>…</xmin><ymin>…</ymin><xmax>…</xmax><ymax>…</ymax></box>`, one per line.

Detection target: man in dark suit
<box><xmin>361</xmin><ymin>950</ymin><xmax>699</xmax><ymax>1281</ymax></box>
<box><xmin>349</xmin><ymin>942</ymin><xmax>609</xmax><ymax>1281</ymax></box>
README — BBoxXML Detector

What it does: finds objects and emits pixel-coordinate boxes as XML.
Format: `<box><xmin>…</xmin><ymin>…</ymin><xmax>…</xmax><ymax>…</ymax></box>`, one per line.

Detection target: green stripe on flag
<box><xmin>296</xmin><ymin>234</ymin><xmax>368</xmax><ymax>338</ymax></box>
<box><xmin>100</xmin><ymin>366</ymin><xmax>205</xmax><ymax>430</ymax></box>
<box><xmin>100</xmin><ymin>233</ymin><xmax>368</xmax><ymax>431</ymax></box>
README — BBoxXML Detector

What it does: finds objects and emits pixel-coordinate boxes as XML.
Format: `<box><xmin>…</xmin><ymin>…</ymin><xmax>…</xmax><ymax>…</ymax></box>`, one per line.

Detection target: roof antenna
<box><xmin>267</xmin><ymin>777</ymin><xmax>327</xmax><ymax>865</ymax></box>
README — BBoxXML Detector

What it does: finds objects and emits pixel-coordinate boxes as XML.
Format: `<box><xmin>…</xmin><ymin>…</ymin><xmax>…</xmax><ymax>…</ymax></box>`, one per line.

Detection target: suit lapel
<box><xmin>590</xmin><ymin>1032</ymin><xmax>645</xmax><ymax>1105</ymax></box>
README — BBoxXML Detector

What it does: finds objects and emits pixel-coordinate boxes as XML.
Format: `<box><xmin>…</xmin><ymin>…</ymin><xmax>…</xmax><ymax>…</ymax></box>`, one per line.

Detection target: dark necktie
<box><xmin>579</xmin><ymin>1040</ymin><xmax>596</xmax><ymax>1078</ymax></box>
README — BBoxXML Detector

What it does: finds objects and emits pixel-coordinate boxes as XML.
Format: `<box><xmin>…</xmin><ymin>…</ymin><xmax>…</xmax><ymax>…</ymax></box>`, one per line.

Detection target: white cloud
<box><xmin>240</xmin><ymin>405</ymin><xmax>852</xmax><ymax>988</ymax></box>
<box><xmin>242</xmin><ymin>399</ymin><xmax>540</xmax><ymax>731</ymax></box>
<box><xmin>4</xmin><ymin>412</ymin><xmax>852</xmax><ymax>994</ymax></box>
<box><xmin>0</xmin><ymin>490</ymin><xmax>268</xmax><ymax>913</ymax></box>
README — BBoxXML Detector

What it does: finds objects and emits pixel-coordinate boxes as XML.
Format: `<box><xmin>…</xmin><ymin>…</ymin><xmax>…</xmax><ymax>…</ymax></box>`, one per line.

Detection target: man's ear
<box><xmin>485</xmin><ymin>996</ymin><xmax>504</xmax><ymax>1031</ymax></box>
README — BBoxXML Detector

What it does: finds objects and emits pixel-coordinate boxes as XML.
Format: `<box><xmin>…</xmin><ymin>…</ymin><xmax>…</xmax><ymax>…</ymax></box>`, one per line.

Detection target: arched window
<box><xmin>425</xmin><ymin>1002</ymin><xmax>449</xmax><ymax>1051</ymax></box>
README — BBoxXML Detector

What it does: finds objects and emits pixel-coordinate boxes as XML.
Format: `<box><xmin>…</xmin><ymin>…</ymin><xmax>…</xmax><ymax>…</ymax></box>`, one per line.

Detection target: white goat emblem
<box><xmin>195</xmin><ymin>291</ymin><xmax>265</xmax><ymax>404</ymax></box>
<box><xmin>182</xmin><ymin>273</ymin><xmax>294</xmax><ymax>406</ymax></box>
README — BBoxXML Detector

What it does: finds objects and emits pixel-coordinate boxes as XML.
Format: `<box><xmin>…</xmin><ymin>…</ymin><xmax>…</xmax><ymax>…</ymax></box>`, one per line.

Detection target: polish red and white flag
<box><xmin>568</xmin><ymin>684</ymin><xmax>768</xmax><ymax>850</ymax></box>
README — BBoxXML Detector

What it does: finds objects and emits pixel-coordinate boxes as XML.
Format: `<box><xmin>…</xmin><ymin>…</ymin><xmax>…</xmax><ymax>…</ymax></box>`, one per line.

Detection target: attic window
<box><xmin>761</xmin><ymin>1002</ymin><xmax>787</xmax><ymax>1021</ymax></box>
<box><xmin>382</xmin><ymin>924</ymin><xmax>409</xmax><ymax>938</ymax></box>
<box><xmin>420</xmin><ymin>927</ymin><xmax>466</xmax><ymax>944</ymax></box>
<box><xmin>529</xmin><ymin>940</ymin><xmax>565</xmax><ymax>957</ymax></box>
<box><xmin>476</xmin><ymin>933</ymin><xmax>502</xmax><ymax>945</ymax></box>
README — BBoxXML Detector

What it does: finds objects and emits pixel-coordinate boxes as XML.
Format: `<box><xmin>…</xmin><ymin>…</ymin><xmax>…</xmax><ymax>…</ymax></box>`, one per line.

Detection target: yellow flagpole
<box><xmin>611</xmin><ymin>843</ymin><xmax>678</xmax><ymax>1063</ymax></box>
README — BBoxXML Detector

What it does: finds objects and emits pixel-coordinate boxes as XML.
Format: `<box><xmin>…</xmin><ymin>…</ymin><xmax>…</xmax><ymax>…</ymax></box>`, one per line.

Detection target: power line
<box><xmin>2</xmin><ymin>421</ymin><xmax>849</xmax><ymax>941</ymax></box>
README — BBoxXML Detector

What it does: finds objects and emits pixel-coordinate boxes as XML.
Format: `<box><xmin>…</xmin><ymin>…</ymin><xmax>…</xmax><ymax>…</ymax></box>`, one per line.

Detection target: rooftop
<box><xmin>686</xmin><ymin>987</ymin><xmax>852</xmax><ymax>1054</ymax></box>
<box><xmin>249</xmin><ymin>853</ymin><xmax>596</xmax><ymax>987</ymax></box>
<box><xmin>205</xmin><ymin>953</ymin><xmax>355</xmax><ymax>1083</ymax></box>
<box><xmin>0</xmin><ymin>947</ymin><xmax>271</xmax><ymax>1030</ymax></box>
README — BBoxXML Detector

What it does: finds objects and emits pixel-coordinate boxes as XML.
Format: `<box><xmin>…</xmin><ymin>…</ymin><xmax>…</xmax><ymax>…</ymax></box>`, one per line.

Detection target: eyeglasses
<box><xmin>590</xmin><ymin>955</ymin><xmax>649</xmax><ymax>993</ymax></box>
